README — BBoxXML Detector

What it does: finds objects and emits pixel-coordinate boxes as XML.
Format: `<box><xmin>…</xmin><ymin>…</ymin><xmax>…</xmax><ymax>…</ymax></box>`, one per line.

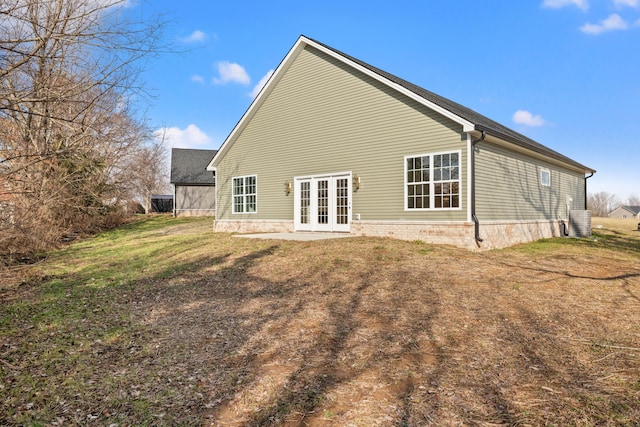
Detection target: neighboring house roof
<box><xmin>171</xmin><ymin>148</ymin><xmax>217</xmax><ymax>185</ymax></box>
<box><xmin>208</xmin><ymin>35</ymin><xmax>594</xmax><ymax>174</ymax></box>
<box><xmin>612</xmin><ymin>206</ymin><xmax>640</xmax><ymax>217</ymax></box>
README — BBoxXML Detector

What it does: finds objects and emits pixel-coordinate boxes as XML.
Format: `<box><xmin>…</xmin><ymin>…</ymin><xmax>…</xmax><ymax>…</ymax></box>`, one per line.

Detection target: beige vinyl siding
<box><xmin>175</xmin><ymin>185</ymin><xmax>215</xmax><ymax>211</ymax></box>
<box><xmin>216</xmin><ymin>46</ymin><xmax>467</xmax><ymax>222</ymax></box>
<box><xmin>475</xmin><ymin>142</ymin><xmax>585</xmax><ymax>220</ymax></box>
<box><xmin>609</xmin><ymin>207</ymin><xmax>639</xmax><ymax>219</ymax></box>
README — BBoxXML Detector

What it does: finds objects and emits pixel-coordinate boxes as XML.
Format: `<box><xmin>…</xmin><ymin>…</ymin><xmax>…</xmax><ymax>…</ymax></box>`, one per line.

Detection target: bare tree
<box><xmin>627</xmin><ymin>194</ymin><xmax>640</xmax><ymax>206</ymax></box>
<box><xmin>587</xmin><ymin>191</ymin><xmax>620</xmax><ymax>217</ymax></box>
<box><xmin>131</xmin><ymin>134</ymin><xmax>169</xmax><ymax>214</ymax></box>
<box><xmin>0</xmin><ymin>0</ymin><xmax>166</xmax><ymax>261</ymax></box>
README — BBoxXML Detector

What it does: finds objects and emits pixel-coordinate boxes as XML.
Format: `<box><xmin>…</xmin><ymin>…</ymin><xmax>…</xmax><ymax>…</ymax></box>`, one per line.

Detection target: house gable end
<box><xmin>209</xmin><ymin>36</ymin><xmax>475</xmax><ymax>171</ymax></box>
<box><xmin>621</xmin><ymin>206</ymin><xmax>640</xmax><ymax>216</ymax></box>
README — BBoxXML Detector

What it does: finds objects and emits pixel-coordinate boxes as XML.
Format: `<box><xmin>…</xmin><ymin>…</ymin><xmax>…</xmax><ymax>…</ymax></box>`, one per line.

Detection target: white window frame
<box><xmin>540</xmin><ymin>169</ymin><xmax>551</xmax><ymax>187</ymax></box>
<box><xmin>404</xmin><ymin>150</ymin><xmax>462</xmax><ymax>211</ymax></box>
<box><xmin>232</xmin><ymin>175</ymin><xmax>257</xmax><ymax>214</ymax></box>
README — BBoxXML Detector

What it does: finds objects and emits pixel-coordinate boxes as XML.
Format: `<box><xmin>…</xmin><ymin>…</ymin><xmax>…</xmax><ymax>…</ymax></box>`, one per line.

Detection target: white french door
<box><xmin>294</xmin><ymin>173</ymin><xmax>351</xmax><ymax>232</ymax></box>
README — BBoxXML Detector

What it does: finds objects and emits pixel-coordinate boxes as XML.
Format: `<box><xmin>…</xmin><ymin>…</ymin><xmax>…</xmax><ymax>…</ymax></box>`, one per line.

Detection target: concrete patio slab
<box><xmin>233</xmin><ymin>232</ymin><xmax>352</xmax><ymax>241</ymax></box>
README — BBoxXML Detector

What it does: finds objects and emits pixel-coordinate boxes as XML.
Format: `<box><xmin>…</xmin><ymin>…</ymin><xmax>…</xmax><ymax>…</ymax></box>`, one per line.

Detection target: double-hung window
<box><xmin>232</xmin><ymin>175</ymin><xmax>257</xmax><ymax>213</ymax></box>
<box><xmin>405</xmin><ymin>151</ymin><xmax>460</xmax><ymax>210</ymax></box>
<box><xmin>540</xmin><ymin>169</ymin><xmax>551</xmax><ymax>187</ymax></box>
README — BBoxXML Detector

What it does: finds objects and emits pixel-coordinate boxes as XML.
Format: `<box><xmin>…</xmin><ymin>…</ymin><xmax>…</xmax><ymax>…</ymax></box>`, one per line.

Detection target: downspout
<box><xmin>584</xmin><ymin>172</ymin><xmax>594</xmax><ymax>210</ymax></box>
<box><xmin>172</xmin><ymin>184</ymin><xmax>176</xmax><ymax>218</ymax></box>
<box><xmin>471</xmin><ymin>131</ymin><xmax>486</xmax><ymax>244</ymax></box>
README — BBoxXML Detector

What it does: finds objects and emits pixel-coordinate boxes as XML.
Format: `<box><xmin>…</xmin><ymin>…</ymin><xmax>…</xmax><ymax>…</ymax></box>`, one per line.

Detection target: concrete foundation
<box><xmin>214</xmin><ymin>219</ymin><xmax>565</xmax><ymax>250</ymax></box>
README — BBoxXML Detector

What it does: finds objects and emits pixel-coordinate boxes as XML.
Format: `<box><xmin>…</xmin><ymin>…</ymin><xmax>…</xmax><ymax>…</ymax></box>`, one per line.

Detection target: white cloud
<box><xmin>614</xmin><ymin>0</ymin><xmax>639</xmax><ymax>8</ymax></box>
<box><xmin>513</xmin><ymin>110</ymin><xmax>546</xmax><ymax>127</ymax></box>
<box><xmin>581</xmin><ymin>13</ymin><xmax>628</xmax><ymax>34</ymax></box>
<box><xmin>249</xmin><ymin>69</ymin><xmax>274</xmax><ymax>98</ymax></box>
<box><xmin>191</xmin><ymin>74</ymin><xmax>204</xmax><ymax>84</ymax></box>
<box><xmin>542</xmin><ymin>0</ymin><xmax>588</xmax><ymax>10</ymax></box>
<box><xmin>213</xmin><ymin>61</ymin><xmax>250</xmax><ymax>85</ymax></box>
<box><xmin>154</xmin><ymin>124</ymin><xmax>213</xmax><ymax>149</ymax></box>
<box><xmin>181</xmin><ymin>30</ymin><xmax>206</xmax><ymax>43</ymax></box>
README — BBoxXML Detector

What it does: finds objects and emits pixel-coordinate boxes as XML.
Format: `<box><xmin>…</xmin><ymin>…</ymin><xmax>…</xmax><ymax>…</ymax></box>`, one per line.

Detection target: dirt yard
<box><xmin>1</xmin><ymin>217</ymin><xmax>639</xmax><ymax>426</ymax></box>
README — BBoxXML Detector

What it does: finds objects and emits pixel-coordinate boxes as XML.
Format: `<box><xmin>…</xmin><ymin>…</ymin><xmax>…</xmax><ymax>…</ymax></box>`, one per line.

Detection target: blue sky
<box><xmin>130</xmin><ymin>0</ymin><xmax>639</xmax><ymax>200</ymax></box>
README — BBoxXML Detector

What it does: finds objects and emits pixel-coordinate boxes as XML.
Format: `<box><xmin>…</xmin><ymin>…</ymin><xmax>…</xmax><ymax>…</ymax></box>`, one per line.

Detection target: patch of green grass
<box><xmin>506</xmin><ymin>236</ymin><xmax>591</xmax><ymax>255</ymax></box>
<box><xmin>0</xmin><ymin>216</ymin><xmax>225</xmax><ymax>425</ymax></box>
<box><xmin>43</xmin><ymin>216</ymin><xmax>214</xmax><ymax>286</ymax></box>
<box><xmin>503</xmin><ymin>225</ymin><xmax>640</xmax><ymax>258</ymax></box>
<box><xmin>591</xmin><ymin>230</ymin><xmax>640</xmax><ymax>255</ymax></box>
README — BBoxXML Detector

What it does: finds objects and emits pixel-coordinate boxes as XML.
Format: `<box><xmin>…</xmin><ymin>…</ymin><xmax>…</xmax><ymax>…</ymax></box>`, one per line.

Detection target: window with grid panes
<box><xmin>232</xmin><ymin>175</ymin><xmax>257</xmax><ymax>213</ymax></box>
<box><xmin>405</xmin><ymin>151</ymin><xmax>460</xmax><ymax>210</ymax></box>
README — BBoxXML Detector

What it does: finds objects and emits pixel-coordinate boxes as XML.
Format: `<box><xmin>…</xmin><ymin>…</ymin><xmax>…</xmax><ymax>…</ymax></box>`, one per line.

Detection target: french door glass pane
<box><xmin>317</xmin><ymin>180</ymin><xmax>328</xmax><ymax>224</ymax></box>
<box><xmin>336</xmin><ymin>178</ymin><xmax>348</xmax><ymax>225</ymax></box>
<box><xmin>300</xmin><ymin>181</ymin><xmax>310</xmax><ymax>224</ymax></box>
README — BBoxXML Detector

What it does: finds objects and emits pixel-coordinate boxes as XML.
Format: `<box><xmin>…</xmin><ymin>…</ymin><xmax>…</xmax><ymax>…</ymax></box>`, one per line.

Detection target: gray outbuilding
<box><xmin>170</xmin><ymin>148</ymin><xmax>217</xmax><ymax>217</ymax></box>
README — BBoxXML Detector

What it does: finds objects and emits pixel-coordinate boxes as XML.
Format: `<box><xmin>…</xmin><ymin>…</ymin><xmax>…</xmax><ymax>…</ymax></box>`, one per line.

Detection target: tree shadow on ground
<box><xmin>127</xmin><ymin>239</ymin><xmax>640</xmax><ymax>426</ymax></box>
<box><xmin>3</xmin><ymin>235</ymin><xmax>639</xmax><ymax>426</ymax></box>
<box><xmin>119</xmin><ymin>241</ymin><xmax>455</xmax><ymax>426</ymax></box>
<box><xmin>592</xmin><ymin>228</ymin><xmax>640</xmax><ymax>254</ymax></box>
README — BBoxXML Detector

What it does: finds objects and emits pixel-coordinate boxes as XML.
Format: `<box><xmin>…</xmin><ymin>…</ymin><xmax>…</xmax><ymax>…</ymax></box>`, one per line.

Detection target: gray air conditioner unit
<box><xmin>569</xmin><ymin>210</ymin><xmax>592</xmax><ymax>238</ymax></box>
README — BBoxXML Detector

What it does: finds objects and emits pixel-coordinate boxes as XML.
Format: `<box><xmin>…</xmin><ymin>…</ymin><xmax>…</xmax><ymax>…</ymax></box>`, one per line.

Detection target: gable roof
<box><xmin>208</xmin><ymin>35</ymin><xmax>594</xmax><ymax>174</ymax></box>
<box><xmin>614</xmin><ymin>206</ymin><xmax>640</xmax><ymax>216</ymax></box>
<box><xmin>171</xmin><ymin>148</ymin><xmax>216</xmax><ymax>185</ymax></box>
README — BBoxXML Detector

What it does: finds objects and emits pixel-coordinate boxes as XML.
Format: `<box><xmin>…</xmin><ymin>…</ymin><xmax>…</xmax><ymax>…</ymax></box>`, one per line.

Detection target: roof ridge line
<box><xmin>302</xmin><ymin>36</ymin><xmax>593</xmax><ymax>173</ymax></box>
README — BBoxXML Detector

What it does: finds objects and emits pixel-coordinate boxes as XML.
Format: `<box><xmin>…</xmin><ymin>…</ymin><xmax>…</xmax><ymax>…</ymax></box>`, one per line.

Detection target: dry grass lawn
<box><xmin>1</xmin><ymin>216</ymin><xmax>639</xmax><ymax>426</ymax></box>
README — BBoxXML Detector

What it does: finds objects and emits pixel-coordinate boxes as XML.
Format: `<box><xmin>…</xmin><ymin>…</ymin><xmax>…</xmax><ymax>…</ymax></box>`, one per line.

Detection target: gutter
<box><xmin>471</xmin><ymin>131</ymin><xmax>486</xmax><ymax>245</ymax></box>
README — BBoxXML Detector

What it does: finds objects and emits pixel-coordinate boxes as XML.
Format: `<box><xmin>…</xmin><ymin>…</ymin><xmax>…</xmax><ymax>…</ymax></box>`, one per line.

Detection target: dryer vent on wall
<box><xmin>569</xmin><ymin>210</ymin><xmax>592</xmax><ymax>238</ymax></box>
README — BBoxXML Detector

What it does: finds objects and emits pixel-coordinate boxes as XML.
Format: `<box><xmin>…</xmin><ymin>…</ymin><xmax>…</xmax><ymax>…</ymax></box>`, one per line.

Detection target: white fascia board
<box><xmin>302</xmin><ymin>37</ymin><xmax>476</xmax><ymax>133</ymax></box>
<box><xmin>207</xmin><ymin>37</ymin><xmax>309</xmax><ymax>170</ymax></box>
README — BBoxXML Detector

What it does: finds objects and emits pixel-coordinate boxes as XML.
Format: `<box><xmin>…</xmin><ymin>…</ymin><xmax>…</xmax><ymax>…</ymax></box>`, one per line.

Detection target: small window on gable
<box><xmin>541</xmin><ymin>169</ymin><xmax>551</xmax><ymax>187</ymax></box>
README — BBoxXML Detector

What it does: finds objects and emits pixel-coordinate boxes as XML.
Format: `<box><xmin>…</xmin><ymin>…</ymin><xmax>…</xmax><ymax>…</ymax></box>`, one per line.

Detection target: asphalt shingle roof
<box><xmin>306</xmin><ymin>36</ymin><xmax>594</xmax><ymax>173</ymax></box>
<box><xmin>620</xmin><ymin>206</ymin><xmax>640</xmax><ymax>216</ymax></box>
<box><xmin>170</xmin><ymin>148</ymin><xmax>216</xmax><ymax>185</ymax></box>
